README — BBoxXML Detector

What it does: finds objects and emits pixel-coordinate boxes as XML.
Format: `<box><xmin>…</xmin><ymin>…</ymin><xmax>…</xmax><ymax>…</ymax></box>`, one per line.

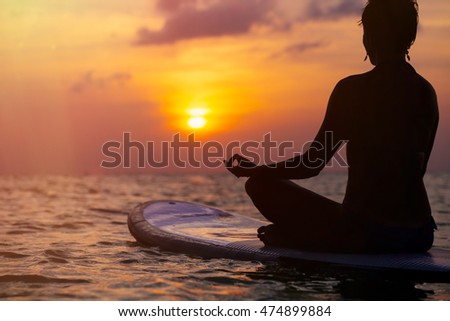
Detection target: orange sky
<box><xmin>1</xmin><ymin>0</ymin><xmax>449</xmax><ymax>174</ymax></box>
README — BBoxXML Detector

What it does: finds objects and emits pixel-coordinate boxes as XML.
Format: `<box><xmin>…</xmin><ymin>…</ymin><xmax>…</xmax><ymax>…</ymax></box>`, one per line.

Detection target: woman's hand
<box><xmin>224</xmin><ymin>154</ymin><xmax>260</xmax><ymax>178</ymax></box>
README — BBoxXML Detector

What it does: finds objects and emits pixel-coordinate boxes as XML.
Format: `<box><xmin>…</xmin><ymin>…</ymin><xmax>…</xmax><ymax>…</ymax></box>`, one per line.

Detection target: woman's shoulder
<box><xmin>336</xmin><ymin>65</ymin><xmax>436</xmax><ymax>95</ymax></box>
<box><xmin>332</xmin><ymin>71</ymin><xmax>372</xmax><ymax>95</ymax></box>
<box><xmin>413</xmin><ymin>72</ymin><xmax>438</xmax><ymax>98</ymax></box>
<box><xmin>335</xmin><ymin>69</ymin><xmax>373</xmax><ymax>87</ymax></box>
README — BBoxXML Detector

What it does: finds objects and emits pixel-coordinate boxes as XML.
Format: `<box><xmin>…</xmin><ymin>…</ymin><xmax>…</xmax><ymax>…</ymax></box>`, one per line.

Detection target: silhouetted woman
<box><xmin>226</xmin><ymin>0</ymin><xmax>439</xmax><ymax>253</ymax></box>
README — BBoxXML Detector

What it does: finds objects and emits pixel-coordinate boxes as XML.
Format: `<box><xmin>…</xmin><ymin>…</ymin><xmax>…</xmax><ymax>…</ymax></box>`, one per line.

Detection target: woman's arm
<box><xmin>421</xmin><ymin>82</ymin><xmax>439</xmax><ymax>177</ymax></box>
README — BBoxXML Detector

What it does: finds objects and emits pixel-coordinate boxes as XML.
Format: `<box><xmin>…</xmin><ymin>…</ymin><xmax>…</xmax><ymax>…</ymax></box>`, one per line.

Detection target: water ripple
<box><xmin>0</xmin><ymin>252</ymin><xmax>30</xmax><ymax>259</ymax></box>
<box><xmin>0</xmin><ymin>275</ymin><xmax>90</xmax><ymax>284</ymax></box>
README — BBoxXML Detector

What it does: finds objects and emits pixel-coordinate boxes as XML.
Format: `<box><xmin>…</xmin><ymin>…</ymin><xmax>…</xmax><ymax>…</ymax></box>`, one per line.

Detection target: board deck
<box><xmin>128</xmin><ymin>200</ymin><xmax>450</xmax><ymax>278</ymax></box>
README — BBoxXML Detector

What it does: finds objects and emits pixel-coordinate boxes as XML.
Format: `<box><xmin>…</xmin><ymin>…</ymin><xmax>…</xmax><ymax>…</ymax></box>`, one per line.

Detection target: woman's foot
<box><xmin>257</xmin><ymin>224</ymin><xmax>290</xmax><ymax>247</ymax></box>
<box><xmin>257</xmin><ymin>225</ymin><xmax>267</xmax><ymax>242</ymax></box>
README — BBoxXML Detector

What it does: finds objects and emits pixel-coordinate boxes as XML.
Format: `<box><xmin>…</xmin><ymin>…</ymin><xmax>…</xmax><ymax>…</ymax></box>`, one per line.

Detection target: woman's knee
<box><xmin>245</xmin><ymin>175</ymin><xmax>269</xmax><ymax>198</ymax></box>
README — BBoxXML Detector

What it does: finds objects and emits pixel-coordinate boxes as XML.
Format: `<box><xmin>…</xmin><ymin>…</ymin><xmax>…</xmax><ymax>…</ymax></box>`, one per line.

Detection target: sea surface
<box><xmin>1</xmin><ymin>173</ymin><xmax>450</xmax><ymax>301</ymax></box>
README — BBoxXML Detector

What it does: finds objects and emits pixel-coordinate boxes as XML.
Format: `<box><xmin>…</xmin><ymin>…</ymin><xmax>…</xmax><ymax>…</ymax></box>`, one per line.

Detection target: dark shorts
<box><xmin>346</xmin><ymin>214</ymin><xmax>437</xmax><ymax>253</ymax></box>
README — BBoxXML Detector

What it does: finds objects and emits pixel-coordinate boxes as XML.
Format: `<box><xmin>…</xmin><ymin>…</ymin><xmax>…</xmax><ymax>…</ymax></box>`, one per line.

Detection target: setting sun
<box><xmin>188</xmin><ymin>116</ymin><xmax>207</xmax><ymax>129</ymax></box>
<box><xmin>187</xmin><ymin>107</ymin><xmax>209</xmax><ymax>129</ymax></box>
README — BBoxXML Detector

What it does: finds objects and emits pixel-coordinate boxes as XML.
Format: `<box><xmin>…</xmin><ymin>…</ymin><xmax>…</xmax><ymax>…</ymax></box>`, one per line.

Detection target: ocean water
<box><xmin>1</xmin><ymin>173</ymin><xmax>450</xmax><ymax>301</ymax></box>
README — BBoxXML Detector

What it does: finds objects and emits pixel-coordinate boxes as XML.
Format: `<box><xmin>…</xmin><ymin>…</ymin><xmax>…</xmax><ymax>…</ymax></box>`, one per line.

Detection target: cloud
<box><xmin>272</xmin><ymin>41</ymin><xmax>326</xmax><ymax>59</ymax></box>
<box><xmin>155</xmin><ymin>0</ymin><xmax>197</xmax><ymax>13</ymax></box>
<box><xmin>135</xmin><ymin>0</ymin><xmax>364</xmax><ymax>46</ymax></box>
<box><xmin>285</xmin><ymin>41</ymin><xmax>325</xmax><ymax>54</ymax></box>
<box><xmin>71</xmin><ymin>71</ymin><xmax>132</xmax><ymax>93</ymax></box>
<box><xmin>135</xmin><ymin>0</ymin><xmax>276</xmax><ymax>45</ymax></box>
<box><xmin>302</xmin><ymin>0</ymin><xmax>363</xmax><ymax>21</ymax></box>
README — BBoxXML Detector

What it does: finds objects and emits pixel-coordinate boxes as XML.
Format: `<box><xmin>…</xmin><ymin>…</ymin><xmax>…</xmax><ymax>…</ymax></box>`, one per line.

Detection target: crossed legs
<box><xmin>245</xmin><ymin>175</ymin><xmax>364</xmax><ymax>252</ymax></box>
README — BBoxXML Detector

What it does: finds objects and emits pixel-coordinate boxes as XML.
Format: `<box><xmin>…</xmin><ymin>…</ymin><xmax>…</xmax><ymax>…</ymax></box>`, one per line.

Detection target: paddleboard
<box><xmin>128</xmin><ymin>200</ymin><xmax>450</xmax><ymax>278</ymax></box>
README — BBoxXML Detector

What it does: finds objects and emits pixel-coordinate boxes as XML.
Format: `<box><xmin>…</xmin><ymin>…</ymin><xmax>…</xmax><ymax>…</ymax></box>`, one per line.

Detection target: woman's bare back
<box><xmin>335</xmin><ymin>61</ymin><xmax>439</xmax><ymax>227</ymax></box>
